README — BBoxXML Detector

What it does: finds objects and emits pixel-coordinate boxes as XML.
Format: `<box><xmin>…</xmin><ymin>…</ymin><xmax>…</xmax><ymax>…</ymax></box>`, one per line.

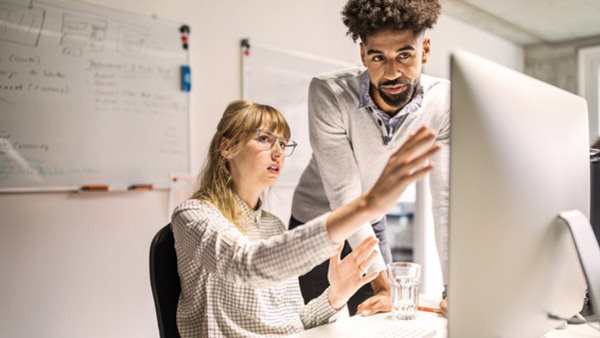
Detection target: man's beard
<box><xmin>377</xmin><ymin>78</ymin><xmax>414</xmax><ymax>108</ymax></box>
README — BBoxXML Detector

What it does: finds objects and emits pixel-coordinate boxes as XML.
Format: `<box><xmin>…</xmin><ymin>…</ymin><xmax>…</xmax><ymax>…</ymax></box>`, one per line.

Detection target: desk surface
<box><xmin>289</xmin><ymin>311</ymin><xmax>599</xmax><ymax>337</ymax></box>
<box><xmin>289</xmin><ymin>311</ymin><xmax>446</xmax><ymax>338</ymax></box>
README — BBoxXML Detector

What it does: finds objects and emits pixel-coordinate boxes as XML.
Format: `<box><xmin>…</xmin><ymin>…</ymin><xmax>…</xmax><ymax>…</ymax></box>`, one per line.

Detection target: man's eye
<box><xmin>399</xmin><ymin>53</ymin><xmax>412</xmax><ymax>60</ymax></box>
<box><xmin>373</xmin><ymin>55</ymin><xmax>384</xmax><ymax>62</ymax></box>
<box><xmin>257</xmin><ymin>135</ymin><xmax>271</xmax><ymax>143</ymax></box>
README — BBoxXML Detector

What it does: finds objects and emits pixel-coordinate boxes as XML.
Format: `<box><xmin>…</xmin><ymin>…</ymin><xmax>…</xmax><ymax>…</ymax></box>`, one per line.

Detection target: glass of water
<box><xmin>387</xmin><ymin>262</ymin><xmax>421</xmax><ymax>320</ymax></box>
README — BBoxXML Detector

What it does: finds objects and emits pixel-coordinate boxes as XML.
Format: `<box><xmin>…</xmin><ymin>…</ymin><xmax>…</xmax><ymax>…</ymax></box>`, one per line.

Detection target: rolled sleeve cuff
<box><xmin>303</xmin><ymin>287</ymin><xmax>342</xmax><ymax>329</ymax></box>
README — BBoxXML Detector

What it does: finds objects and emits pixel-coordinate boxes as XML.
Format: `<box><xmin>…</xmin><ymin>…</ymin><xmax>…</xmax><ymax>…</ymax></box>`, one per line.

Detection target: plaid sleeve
<box><xmin>299</xmin><ymin>286</ymin><xmax>341</xmax><ymax>329</ymax></box>
<box><xmin>172</xmin><ymin>201</ymin><xmax>338</xmax><ymax>288</ymax></box>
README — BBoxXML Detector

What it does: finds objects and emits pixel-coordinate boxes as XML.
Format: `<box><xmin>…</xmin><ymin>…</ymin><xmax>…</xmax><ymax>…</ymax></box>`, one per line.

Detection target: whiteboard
<box><xmin>242</xmin><ymin>41</ymin><xmax>355</xmax><ymax>186</ymax></box>
<box><xmin>241</xmin><ymin>40</ymin><xmax>356</xmax><ymax>222</ymax></box>
<box><xmin>0</xmin><ymin>0</ymin><xmax>189</xmax><ymax>191</ymax></box>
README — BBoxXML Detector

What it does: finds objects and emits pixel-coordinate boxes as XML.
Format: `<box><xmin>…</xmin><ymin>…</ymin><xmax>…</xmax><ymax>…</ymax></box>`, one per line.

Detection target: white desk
<box><xmin>289</xmin><ymin>312</ymin><xmax>599</xmax><ymax>337</ymax></box>
<box><xmin>544</xmin><ymin>323</ymin><xmax>600</xmax><ymax>338</ymax></box>
<box><xmin>288</xmin><ymin>311</ymin><xmax>446</xmax><ymax>338</ymax></box>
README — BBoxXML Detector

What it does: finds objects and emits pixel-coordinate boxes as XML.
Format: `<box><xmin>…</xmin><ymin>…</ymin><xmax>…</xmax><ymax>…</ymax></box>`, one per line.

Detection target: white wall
<box><xmin>0</xmin><ymin>1</ymin><xmax>523</xmax><ymax>337</ymax></box>
<box><xmin>0</xmin><ymin>191</ymin><xmax>168</xmax><ymax>338</ymax></box>
<box><xmin>427</xmin><ymin>15</ymin><xmax>524</xmax><ymax>78</ymax></box>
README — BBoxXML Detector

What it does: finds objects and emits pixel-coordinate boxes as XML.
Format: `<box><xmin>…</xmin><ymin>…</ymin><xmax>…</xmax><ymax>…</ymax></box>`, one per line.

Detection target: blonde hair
<box><xmin>191</xmin><ymin>100</ymin><xmax>291</xmax><ymax>230</ymax></box>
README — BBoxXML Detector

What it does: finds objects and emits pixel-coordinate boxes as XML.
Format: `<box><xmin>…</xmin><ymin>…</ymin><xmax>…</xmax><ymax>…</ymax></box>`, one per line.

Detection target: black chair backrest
<box><xmin>150</xmin><ymin>224</ymin><xmax>181</xmax><ymax>338</ymax></box>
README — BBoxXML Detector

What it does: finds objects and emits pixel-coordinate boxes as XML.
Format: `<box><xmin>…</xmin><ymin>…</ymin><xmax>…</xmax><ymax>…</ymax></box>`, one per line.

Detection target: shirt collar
<box><xmin>234</xmin><ymin>194</ymin><xmax>263</xmax><ymax>225</ymax></box>
<box><xmin>358</xmin><ymin>70</ymin><xmax>373</xmax><ymax>109</ymax></box>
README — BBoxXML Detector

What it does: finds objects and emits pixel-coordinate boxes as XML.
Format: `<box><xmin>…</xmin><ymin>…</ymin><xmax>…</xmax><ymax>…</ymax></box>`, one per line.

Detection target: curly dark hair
<box><xmin>341</xmin><ymin>0</ymin><xmax>441</xmax><ymax>42</ymax></box>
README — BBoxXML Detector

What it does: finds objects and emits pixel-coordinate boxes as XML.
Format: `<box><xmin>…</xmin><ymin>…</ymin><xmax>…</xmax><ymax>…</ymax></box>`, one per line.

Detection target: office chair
<box><xmin>150</xmin><ymin>224</ymin><xmax>181</xmax><ymax>338</ymax></box>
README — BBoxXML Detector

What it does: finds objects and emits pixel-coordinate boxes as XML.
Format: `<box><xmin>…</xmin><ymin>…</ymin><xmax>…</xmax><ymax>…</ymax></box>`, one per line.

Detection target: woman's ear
<box><xmin>219</xmin><ymin>137</ymin><xmax>232</xmax><ymax>159</ymax></box>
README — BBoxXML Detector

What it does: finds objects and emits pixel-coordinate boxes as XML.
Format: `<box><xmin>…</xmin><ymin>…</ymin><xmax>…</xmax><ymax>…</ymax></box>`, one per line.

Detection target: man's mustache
<box><xmin>378</xmin><ymin>78</ymin><xmax>410</xmax><ymax>87</ymax></box>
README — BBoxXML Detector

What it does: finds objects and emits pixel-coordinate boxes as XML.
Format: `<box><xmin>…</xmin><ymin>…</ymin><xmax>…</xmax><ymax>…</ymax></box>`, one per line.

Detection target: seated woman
<box><xmin>172</xmin><ymin>100</ymin><xmax>439</xmax><ymax>337</ymax></box>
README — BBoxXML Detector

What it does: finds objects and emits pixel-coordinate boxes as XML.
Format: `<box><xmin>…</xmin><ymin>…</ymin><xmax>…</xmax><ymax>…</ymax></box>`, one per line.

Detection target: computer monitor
<box><xmin>448</xmin><ymin>50</ymin><xmax>600</xmax><ymax>337</ymax></box>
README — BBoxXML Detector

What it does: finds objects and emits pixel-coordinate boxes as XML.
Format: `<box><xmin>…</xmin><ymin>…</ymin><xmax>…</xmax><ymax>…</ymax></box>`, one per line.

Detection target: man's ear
<box><xmin>360</xmin><ymin>42</ymin><xmax>367</xmax><ymax>66</ymax></box>
<box><xmin>219</xmin><ymin>137</ymin><xmax>232</xmax><ymax>159</ymax></box>
<box><xmin>421</xmin><ymin>37</ymin><xmax>431</xmax><ymax>64</ymax></box>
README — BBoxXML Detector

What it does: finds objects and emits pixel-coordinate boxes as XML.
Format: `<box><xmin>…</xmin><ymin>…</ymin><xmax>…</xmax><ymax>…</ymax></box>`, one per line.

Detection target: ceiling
<box><xmin>442</xmin><ymin>0</ymin><xmax>600</xmax><ymax>45</ymax></box>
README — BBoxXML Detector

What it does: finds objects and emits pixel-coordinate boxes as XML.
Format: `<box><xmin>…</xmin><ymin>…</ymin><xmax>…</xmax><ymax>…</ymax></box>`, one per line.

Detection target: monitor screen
<box><xmin>447</xmin><ymin>50</ymin><xmax>590</xmax><ymax>337</ymax></box>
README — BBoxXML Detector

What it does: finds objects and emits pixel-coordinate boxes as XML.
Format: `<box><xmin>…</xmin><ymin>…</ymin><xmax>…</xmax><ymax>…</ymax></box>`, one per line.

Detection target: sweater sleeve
<box><xmin>172</xmin><ymin>201</ymin><xmax>339</xmax><ymax>288</ymax></box>
<box><xmin>308</xmin><ymin>77</ymin><xmax>386</xmax><ymax>273</ymax></box>
<box><xmin>430</xmin><ymin>102</ymin><xmax>450</xmax><ymax>284</ymax></box>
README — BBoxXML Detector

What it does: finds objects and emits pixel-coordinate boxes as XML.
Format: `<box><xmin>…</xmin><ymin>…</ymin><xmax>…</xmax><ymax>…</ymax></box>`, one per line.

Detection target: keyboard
<box><xmin>370</xmin><ymin>322</ymin><xmax>442</xmax><ymax>338</ymax></box>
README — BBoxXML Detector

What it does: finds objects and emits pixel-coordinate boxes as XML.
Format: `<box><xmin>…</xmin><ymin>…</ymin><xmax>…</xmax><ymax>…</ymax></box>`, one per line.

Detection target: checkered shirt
<box><xmin>171</xmin><ymin>197</ymin><xmax>340</xmax><ymax>337</ymax></box>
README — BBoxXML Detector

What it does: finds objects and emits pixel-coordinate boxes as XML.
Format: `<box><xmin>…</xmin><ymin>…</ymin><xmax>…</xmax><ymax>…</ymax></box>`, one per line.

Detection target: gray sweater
<box><xmin>291</xmin><ymin>69</ymin><xmax>450</xmax><ymax>279</ymax></box>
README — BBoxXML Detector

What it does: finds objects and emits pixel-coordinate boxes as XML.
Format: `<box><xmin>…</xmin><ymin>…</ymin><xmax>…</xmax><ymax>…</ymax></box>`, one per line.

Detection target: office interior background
<box><xmin>1</xmin><ymin>0</ymin><xmax>599</xmax><ymax>337</ymax></box>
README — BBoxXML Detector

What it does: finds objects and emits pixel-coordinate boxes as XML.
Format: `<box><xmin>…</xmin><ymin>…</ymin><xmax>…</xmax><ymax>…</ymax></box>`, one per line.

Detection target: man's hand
<box><xmin>357</xmin><ymin>289</ymin><xmax>392</xmax><ymax>316</ymax></box>
<box><xmin>327</xmin><ymin>237</ymin><xmax>380</xmax><ymax>310</ymax></box>
<box><xmin>356</xmin><ymin>270</ymin><xmax>392</xmax><ymax>316</ymax></box>
<box><xmin>439</xmin><ymin>298</ymin><xmax>447</xmax><ymax>316</ymax></box>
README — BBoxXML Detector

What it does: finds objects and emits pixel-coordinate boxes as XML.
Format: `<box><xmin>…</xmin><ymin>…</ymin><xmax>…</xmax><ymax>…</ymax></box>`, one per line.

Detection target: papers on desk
<box><xmin>368</xmin><ymin>313</ymin><xmax>445</xmax><ymax>338</ymax></box>
<box><xmin>288</xmin><ymin>311</ymin><xmax>446</xmax><ymax>338</ymax></box>
<box><xmin>370</xmin><ymin>318</ymin><xmax>440</xmax><ymax>338</ymax></box>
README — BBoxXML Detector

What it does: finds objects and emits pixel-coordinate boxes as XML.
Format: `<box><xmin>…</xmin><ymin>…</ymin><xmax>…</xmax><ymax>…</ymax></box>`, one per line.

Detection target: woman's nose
<box><xmin>271</xmin><ymin>142</ymin><xmax>284</xmax><ymax>157</ymax></box>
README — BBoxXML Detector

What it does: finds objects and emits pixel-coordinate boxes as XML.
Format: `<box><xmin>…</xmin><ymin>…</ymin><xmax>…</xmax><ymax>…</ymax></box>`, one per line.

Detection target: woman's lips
<box><xmin>267</xmin><ymin>163</ymin><xmax>280</xmax><ymax>174</ymax></box>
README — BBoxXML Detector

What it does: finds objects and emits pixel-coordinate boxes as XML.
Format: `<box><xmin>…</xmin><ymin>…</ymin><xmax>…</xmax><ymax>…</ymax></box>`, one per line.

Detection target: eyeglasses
<box><xmin>254</xmin><ymin>129</ymin><xmax>297</xmax><ymax>157</ymax></box>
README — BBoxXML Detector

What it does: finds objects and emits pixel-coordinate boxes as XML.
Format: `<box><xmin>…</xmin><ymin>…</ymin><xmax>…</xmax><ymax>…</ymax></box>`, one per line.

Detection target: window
<box><xmin>578</xmin><ymin>45</ymin><xmax>600</xmax><ymax>144</ymax></box>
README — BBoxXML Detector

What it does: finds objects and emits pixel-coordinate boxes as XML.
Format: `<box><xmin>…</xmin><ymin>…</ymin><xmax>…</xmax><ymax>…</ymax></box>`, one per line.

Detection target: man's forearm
<box><xmin>372</xmin><ymin>218</ymin><xmax>392</xmax><ymax>264</ymax></box>
<box><xmin>370</xmin><ymin>270</ymin><xmax>390</xmax><ymax>293</ymax></box>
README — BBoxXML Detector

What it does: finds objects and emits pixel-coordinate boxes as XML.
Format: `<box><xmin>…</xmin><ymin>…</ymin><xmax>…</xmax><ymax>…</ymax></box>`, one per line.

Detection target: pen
<box><xmin>417</xmin><ymin>306</ymin><xmax>444</xmax><ymax>314</ymax></box>
<box><xmin>128</xmin><ymin>184</ymin><xmax>153</xmax><ymax>190</ymax></box>
<box><xmin>80</xmin><ymin>184</ymin><xmax>109</xmax><ymax>191</ymax></box>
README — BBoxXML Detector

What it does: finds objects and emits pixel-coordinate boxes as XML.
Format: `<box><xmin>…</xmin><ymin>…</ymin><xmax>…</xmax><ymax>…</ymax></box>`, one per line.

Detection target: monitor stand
<box><xmin>558</xmin><ymin>210</ymin><xmax>600</xmax><ymax>322</ymax></box>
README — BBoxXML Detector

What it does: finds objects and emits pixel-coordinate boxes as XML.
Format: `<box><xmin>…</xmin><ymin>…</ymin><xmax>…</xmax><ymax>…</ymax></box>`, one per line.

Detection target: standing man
<box><xmin>290</xmin><ymin>0</ymin><xmax>449</xmax><ymax>316</ymax></box>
